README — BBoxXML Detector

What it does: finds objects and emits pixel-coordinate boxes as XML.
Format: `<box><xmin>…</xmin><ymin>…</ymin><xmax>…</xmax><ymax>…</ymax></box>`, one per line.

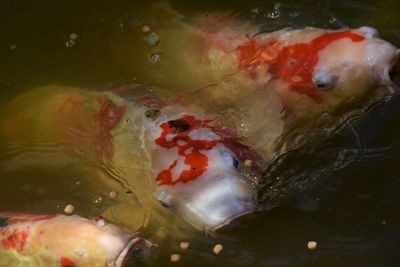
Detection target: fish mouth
<box><xmin>389</xmin><ymin>55</ymin><xmax>400</xmax><ymax>88</ymax></box>
<box><xmin>209</xmin><ymin>207</ymin><xmax>255</xmax><ymax>232</ymax></box>
<box><xmin>115</xmin><ymin>237</ymin><xmax>153</xmax><ymax>267</ymax></box>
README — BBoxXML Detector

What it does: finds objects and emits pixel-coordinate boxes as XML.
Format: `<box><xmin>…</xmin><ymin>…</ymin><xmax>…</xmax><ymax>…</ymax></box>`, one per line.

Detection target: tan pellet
<box><xmin>213</xmin><ymin>244</ymin><xmax>223</xmax><ymax>255</ymax></box>
<box><xmin>307</xmin><ymin>241</ymin><xmax>317</xmax><ymax>250</ymax></box>
<box><xmin>244</xmin><ymin>159</ymin><xmax>253</xmax><ymax>167</ymax></box>
<box><xmin>180</xmin><ymin>241</ymin><xmax>190</xmax><ymax>250</ymax></box>
<box><xmin>64</xmin><ymin>204</ymin><xmax>75</xmax><ymax>214</ymax></box>
<box><xmin>170</xmin><ymin>254</ymin><xmax>181</xmax><ymax>262</ymax></box>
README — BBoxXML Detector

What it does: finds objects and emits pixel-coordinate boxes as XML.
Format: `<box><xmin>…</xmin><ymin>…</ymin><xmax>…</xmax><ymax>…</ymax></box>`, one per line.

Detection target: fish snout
<box><xmin>388</xmin><ymin>49</ymin><xmax>400</xmax><ymax>88</ymax></box>
<box><xmin>178</xmin><ymin>172</ymin><xmax>256</xmax><ymax>231</ymax></box>
<box><xmin>116</xmin><ymin>237</ymin><xmax>154</xmax><ymax>267</ymax></box>
<box><xmin>356</xmin><ymin>26</ymin><xmax>379</xmax><ymax>38</ymax></box>
<box><xmin>366</xmin><ymin>41</ymin><xmax>400</xmax><ymax>86</ymax></box>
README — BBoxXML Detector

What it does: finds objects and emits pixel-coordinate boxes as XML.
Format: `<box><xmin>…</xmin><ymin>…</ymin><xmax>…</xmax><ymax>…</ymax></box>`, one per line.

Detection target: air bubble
<box><xmin>150</xmin><ymin>52</ymin><xmax>163</xmax><ymax>63</ymax></box>
<box><xmin>268</xmin><ymin>2</ymin><xmax>281</xmax><ymax>19</ymax></box>
<box><xmin>93</xmin><ymin>195</ymin><xmax>103</xmax><ymax>204</ymax></box>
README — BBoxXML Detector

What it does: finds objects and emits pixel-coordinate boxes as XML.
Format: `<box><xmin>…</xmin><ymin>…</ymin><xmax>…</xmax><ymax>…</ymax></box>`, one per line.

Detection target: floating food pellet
<box><xmin>307</xmin><ymin>241</ymin><xmax>317</xmax><ymax>250</ymax></box>
<box><xmin>142</xmin><ymin>25</ymin><xmax>151</xmax><ymax>33</ymax></box>
<box><xmin>170</xmin><ymin>254</ymin><xmax>181</xmax><ymax>262</ymax></box>
<box><xmin>144</xmin><ymin>31</ymin><xmax>160</xmax><ymax>47</ymax></box>
<box><xmin>64</xmin><ymin>204</ymin><xmax>75</xmax><ymax>214</ymax></box>
<box><xmin>180</xmin><ymin>241</ymin><xmax>190</xmax><ymax>250</ymax></box>
<box><xmin>213</xmin><ymin>244</ymin><xmax>223</xmax><ymax>255</ymax></box>
<box><xmin>69</xmin><ymin>33</ymin><xmax>79</xmax><ymax>40</ymax></box>
<box><xmin>244</xmin><ymin>159</ymin><xmax>253</xmax><ymax>167</ymax></box>
<box><xmin>109</xmin><ymin>191</ymin><xmax>118</xmax><ymax>199</ymax></box>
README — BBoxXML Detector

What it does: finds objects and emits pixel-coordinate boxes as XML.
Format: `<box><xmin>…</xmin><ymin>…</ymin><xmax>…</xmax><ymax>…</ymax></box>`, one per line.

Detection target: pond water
<box><xmin>1</xmin><ymin>0</ymin><xmax>400</xmax><ymax>266</ymax></box>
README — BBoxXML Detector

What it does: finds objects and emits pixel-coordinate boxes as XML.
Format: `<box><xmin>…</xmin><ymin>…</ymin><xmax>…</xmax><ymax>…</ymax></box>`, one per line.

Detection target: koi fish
<box><xmin>147</xmin><ymin>14</ymin><xmax>399</xmax><ymax>105</ymax></box>
<box><xmin>0</xmin><ymin>86</ymin><xmax>264</xmax><ymax>231</ymax></box>
<box><xmin>125</xmin><ymin>14</ymin><xmax>400</xmax><ymax>156</ymax></box>
<box><xmin>192</xmin><ymin>22</ymin><xmax>399</xmax><ymax>103</ymax></box>
<box><xmin>0</xmin><ymin>212</ymin><xmax>152</xmax><ymax>267</ymax></box>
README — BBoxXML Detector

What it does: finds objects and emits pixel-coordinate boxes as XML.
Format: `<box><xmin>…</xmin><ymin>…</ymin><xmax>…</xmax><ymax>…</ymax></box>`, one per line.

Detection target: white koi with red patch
<box><xmin>0</xmin><ymin>213</ymin><xmax>151</xmax><ymax>267</ymax></box>
<box><xmin>0</xmin><ymin>87</ymin><xmax>264</xmax><ymax>232</ymax></box>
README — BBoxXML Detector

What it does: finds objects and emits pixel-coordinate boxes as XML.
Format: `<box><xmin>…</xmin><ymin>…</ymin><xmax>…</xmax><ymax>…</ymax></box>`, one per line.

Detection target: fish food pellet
<box><xmin>142</xmin><ymin>25</ymin><xmax>151</xmax><ymax>33</ymax></box>
<box><xmin>307</xmin><ymin>241</ymin><xmax>317</xmax><ymax>250</ymax></box>
<box><xmin>180</xmin><ymin>241</ymin><xmax>190</xmax><ymax>250</ymax></box>
<box><xmin>69</xmin><ymin>33</ymin><xmax>79</xmax><ymax>40</ymax></box>
<box><xmin>213</xmin><ymin>244</ymin><xmax>223</xmax><ymax>255</ymax></box>
<box><xmin>64</xmin><ymin>204</ymin><xmax>75</xmax><ymax>214</ymax></box>
<box><xmin>170</xmin><ymin>254</ymin><xmax>181</xmax><ymax>262</ymax></box>
<box><xmin>244</xmin><ymin>159</ymin><xmax>253</xmax><ymax>167</ymax></box>
<box><xmin>109</xmin><ymin>191</ymin><xmax>118</xmax><ymax>199</ymax></box>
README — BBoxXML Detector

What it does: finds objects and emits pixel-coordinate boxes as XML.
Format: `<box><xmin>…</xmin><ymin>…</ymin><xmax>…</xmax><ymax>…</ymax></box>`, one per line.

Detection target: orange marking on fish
<box><xmin>0</xmin><ymin>227</ymin><xmax>29</xmax><ymax>253</ymax></box>
<box><xmin>60</xmin><ymin>257</ymin><xmax>77</xmax><ymax>267</ymax></box>
<box><xmin>94</xmin><ymin>96</ymin><xmax>126</xmax><ymax>160</ymax></box>
<box><xmin>154</xmin><ymin>115</ymin><xmax>218</xmax><ymax>185</ymax></box>
<box><xmin>237</xmin><ymin>31</ymin><xmax>365</xmax><ymax>102</ymax></box>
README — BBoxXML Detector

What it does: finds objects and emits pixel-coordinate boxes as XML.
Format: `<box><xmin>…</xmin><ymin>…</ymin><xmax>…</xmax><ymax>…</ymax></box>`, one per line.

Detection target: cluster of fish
<box><xmin>0</xmin><ymin>12</ymin><xmax>399</xmax><ymax>267</ymax></box>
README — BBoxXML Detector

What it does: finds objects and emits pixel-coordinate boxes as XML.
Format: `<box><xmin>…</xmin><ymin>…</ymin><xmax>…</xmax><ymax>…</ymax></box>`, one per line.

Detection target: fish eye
<box><xmin>312</xmin><ymin>69</ymin><xmax>337</xmax><ymax>91</ymax></box>
<box><xmin>222</xmin><ymin>151</ymin><xmax>239</xmax><ymax>169</ymax></box>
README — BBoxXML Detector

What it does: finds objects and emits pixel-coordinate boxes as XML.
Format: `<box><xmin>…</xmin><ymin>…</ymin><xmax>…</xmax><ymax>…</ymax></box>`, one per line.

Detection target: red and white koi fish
<box><xmin>149</xmin><ymin>15</ymin><xmax>399</xmax><ymax>105</ymax></box>
<box><xmin>134</xmin><ymin>16</ymin><xmax>399</xmax><ymax>155</ymax></box>
<box><xmin>0</xmin><ymin>86</ymin><xmax>264</xmax><ymax>231</ymax></box>
<box><xmin>0</xmin><ymin>212</ymin><xmax>152</xmax><ymax>267</ymax></box>
<box><xmin>143</xmin><ymin>104</ymin><xmax>263</xmax><ymax>230</ymax></box>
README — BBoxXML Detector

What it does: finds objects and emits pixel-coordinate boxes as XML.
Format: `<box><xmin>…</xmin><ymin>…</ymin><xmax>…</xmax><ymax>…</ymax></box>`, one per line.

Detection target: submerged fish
<box><xmin>0</xmin><ymin>86</ymin><xmax>264</xmax><ymax>232</ymax></box>
<box><xmin>2</xmin><ymin>14</ymin><xmax>399</xmax><ymax>235</ymax></box>
<box><xmin>123</xmin><ymin>14</ymin><xmax>400</xmax><ymax>157</ymax></box>
<box><xmin>0</xmin><ymin>212</ymin><xmax>152</xmax><ymax>267</ymax></box>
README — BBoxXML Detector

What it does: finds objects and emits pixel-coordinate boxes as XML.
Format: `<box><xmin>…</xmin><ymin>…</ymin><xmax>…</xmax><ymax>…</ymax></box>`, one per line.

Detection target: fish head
<box><xmin>33</xmin><ymin>215</ymin><xmax>152</xmax><ymax>267</ymax></box>
<box><xmin>149</xmin><ymin>110</ymin><xmax>262</xmax><ymax>231</ymax></box>
<box><xmin>311</xmin><ymin>27</ymin><xmax>399</xmax><ymax>101</ymax></box>
<box><xmin>271</xmin><ymin>27</ymin><xmax>399</xmax><ymax>108</ymax></box>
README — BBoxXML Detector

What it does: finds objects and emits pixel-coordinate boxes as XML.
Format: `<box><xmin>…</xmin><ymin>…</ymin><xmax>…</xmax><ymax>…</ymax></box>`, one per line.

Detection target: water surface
<box><xmin>1</xmin><ymin>1</ymin><xmax>400</xmax><ymax>266</ymax></box>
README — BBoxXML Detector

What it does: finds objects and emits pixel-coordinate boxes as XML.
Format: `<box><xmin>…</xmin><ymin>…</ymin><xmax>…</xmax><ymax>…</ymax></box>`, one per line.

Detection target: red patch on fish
<box><xmin>154</xmin><ymin>115</ymin><xmax>218</xmax><ymax>185</ymax></box>
<box><xmin>57</xmin><ymin>94</ymin><xmax>126</xmax><ymax>160</ymax></box>
<box><xmin>94</xmin><ymin>96</ymin><xmax>126</xmax><ymax>160</ymax></box>
<box><xmin>236</xmin><ymin>30</ymin><xmax>365</xmax><ymax>102</ymax></box>
<box><xmin>0</xmin><ymin>227</ymin><xmax>29</xmax><ymax>253</ymax></box>
<box><xmin>60</xmin><ymin>257</ymin><xmax>77</xmax><ymax>267</ymax></box>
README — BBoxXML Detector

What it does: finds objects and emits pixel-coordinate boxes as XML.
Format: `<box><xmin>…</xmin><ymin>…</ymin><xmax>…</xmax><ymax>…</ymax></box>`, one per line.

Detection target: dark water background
<box><xmin>1</xmin><ymin>0</ymin><xmax>400</xmax><ymax>266</ymax></box>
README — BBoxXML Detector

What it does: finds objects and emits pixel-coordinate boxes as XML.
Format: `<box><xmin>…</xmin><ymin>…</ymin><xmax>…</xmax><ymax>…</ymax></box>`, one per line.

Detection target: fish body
<box><xmin>1</xmin><ymin>17</ymin><xmax>399</xmax><ymax>234</ymax></box>
<box><xmin>0</xmin><ymin>86</ymin><xmax>263</xmax><ymax>232</ymax></box>
<box><xmin>125</xmin><ymin>16</ymin><xmax>400</xmax><ymax>156</ymax></box>
<box><xmin>0</xmin><ymin>212</ymin><xmax>151</xmax><ymax>267</ymax></box>
<box><xmin>153</xmin><ymin>16</ymin><xmax>399</xmax><ymax>106</ymax></box>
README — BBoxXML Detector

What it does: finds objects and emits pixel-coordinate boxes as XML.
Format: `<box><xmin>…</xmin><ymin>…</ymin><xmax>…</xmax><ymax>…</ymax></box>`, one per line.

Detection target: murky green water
<box><xmin>1</xmin><ymin>0</ymin><xmax>400</xmax><ymax>266</ymax></box>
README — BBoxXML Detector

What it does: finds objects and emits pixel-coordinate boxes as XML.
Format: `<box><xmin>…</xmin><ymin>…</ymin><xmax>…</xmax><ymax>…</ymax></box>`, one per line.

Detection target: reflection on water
<box><xmin>0</xmin><ymin>0</ymin><xmax>400</xmax><ymax>266</ymax></box>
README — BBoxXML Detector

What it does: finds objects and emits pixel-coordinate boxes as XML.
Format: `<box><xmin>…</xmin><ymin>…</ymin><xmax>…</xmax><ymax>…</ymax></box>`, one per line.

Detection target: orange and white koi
<box><xmin>0</xmin><ymin>212</ymin><xmax>152</xmax><ymax>267</ymax></box>
<box><xmin>137</xmin><ymin>15</ymin><xmax>399</xmax><ymax>123</ymax></box>
<box><xmin>0</xmin><ymin>86</ymin><xmax>264</xmax><ymax>231</ymax></box>
<box><xmin>136</xmin><ymin>15</ymin><xmax>399</xmax><ymax>156</ymax></box>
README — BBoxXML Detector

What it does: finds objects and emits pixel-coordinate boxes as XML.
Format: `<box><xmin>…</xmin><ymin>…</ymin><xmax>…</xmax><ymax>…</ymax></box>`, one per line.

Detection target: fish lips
<box><xmin>388</xmin><ymin>50</ymin><xmax>400</xmax><ymax>88</ymax></box>
<box><xmin>175</xmin><ymin>172</ymin><xmax>256</xmax><ymax>232</ymax></box>
<box><xmin>115</xmin><ymin>237</ymin><xmax>154</xmax><ymax>267</ymax></box>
